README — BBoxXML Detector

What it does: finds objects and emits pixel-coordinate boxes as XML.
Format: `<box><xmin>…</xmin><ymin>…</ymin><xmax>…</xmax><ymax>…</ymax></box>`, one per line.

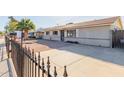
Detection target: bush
<box><xmin>0</xmin><ymin>31</ymin><xmax>4</xmax><ymax>35</ymax></box>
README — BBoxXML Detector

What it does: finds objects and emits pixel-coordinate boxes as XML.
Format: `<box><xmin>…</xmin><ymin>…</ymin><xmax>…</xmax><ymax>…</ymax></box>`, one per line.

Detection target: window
<box><xmin>46</xmin><ymin>31</ymin><xmax>49</xmax><ymax>35</ymax></box>
<box><xmin>67</xmin><ymin>30</ymin><xmax>76</xmax><ymax>37</ymax></box>
<box><xmin>53</xmin><ymin>31</ymin><xmax>58</xmax><ymax>35</ymax></box>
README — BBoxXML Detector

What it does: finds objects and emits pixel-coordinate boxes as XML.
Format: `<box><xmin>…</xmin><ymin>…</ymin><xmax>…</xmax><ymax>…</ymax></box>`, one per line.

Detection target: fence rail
<box><xmin>5</xmin><ymin>35</ymin><xmax>68</xmax><ymax>77</ymax></box>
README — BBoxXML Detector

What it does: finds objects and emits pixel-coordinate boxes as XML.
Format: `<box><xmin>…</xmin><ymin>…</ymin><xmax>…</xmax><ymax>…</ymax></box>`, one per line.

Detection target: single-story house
<box><xmin>42</xmin><ymin>16</ymin><xmax>123</xmax><ymax>47</ymax></box>
<box><xmin>35</xmin><ymin>28</ymin><xmax>44</xmax><ymax>38</ymax></box>
<box><xmin>35</xmin><ymin>31</ymin><xmax>44</xmax><ymax>38</ymax></box>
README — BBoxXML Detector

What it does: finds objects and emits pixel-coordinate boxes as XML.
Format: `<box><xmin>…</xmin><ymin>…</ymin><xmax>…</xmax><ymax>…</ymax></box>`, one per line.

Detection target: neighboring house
<box><xmin>35</xmin><ymin>31</ymin><xmax>44</xmax><ymax>38</ymax></box>
<box><xmin>42</xmin><ymin>16</ymin><xmax>123</xmax><ymax>47</ymax></box>
<box><xmin>36</xmin><ymin>28</ymin><xmax>44</xmax><ymax>38</ymax></box>
<box><xmin>28</xmin><ymin>31</ymin><xmax>44</xmax><ymax>39</ymax></box>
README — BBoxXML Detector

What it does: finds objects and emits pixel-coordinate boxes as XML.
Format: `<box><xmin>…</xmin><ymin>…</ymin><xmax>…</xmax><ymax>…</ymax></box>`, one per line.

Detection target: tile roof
<box><xmin>43</xmin><ymin>16</ymin><xmax>119</xmax><ymax>31</ymax></box>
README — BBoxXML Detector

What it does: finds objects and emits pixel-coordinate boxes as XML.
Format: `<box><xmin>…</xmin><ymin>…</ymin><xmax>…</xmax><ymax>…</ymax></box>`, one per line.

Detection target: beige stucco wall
<box><xmin>78</xmin><ymin>26</ymin><xmax>110</xmax><ymax>39</ymax></box>
<box><xmin>64</xmin><ymin>26</ymin><xmax>111</xmax><ymax>47</ymax></box>
<box><xmin>51</xmin><ymin>31</ymin><xmax>61</xmax><ymax>41</ymax></box>
<box><xmin>43</xmin><ymin>31</ymin><xmax>51</xmax><ymax>40</ymax></box>
<box><xmin>43</xmin><ymin>31</ymin><xmax>61</xmax><ymax>41</ymax></box>
<box><xmin>43</xmin><ymin>26</ymin><xmax>112</xmax><ymax>47</ymax></box>
<box><xmin>65</xmin><ymin>37</ymin><xmax>110</xmax><ymax>47</ymax></box>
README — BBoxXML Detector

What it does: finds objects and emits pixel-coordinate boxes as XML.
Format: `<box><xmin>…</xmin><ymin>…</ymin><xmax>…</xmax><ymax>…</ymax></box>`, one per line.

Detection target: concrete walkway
<box><xmin>0</xmin><ymin>38</ymin><xmax>17</xmax><ymax>77</ymax></box>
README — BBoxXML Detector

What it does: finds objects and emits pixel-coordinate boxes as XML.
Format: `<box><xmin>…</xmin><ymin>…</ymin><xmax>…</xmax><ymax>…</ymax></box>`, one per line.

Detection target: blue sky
<box><xmin>0</xmin><ymin>16</ymin><xmax>124</xmax><ymax>31</ymax></box>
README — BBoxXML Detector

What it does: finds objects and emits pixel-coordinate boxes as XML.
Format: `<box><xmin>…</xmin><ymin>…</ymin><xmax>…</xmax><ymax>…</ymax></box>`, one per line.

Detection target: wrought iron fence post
<box><xmin>47</xmin><ymin>56</ymin><xmax>51</xmax><ymax>77</ymax></box>
<box><xmin>35</xmin><ymin>54</ymin><xmax>37</xmax><ymax>77</ymax></box>
<box><xmin>8</xmin><ymin>37</ymin><xmax>10</xmax><ymax>58</ymax></box>
<box><xmin>21</xmin><ymin>32</ymin><xmax>23</xmax><ymax>47</ymax></box>
<box><xmin>26</xmin><ymin>46</ymin><xmax>30</xmax><ymax>77</ymax></box>
<box><xmin>18</xmin><ymin>42</ymin><xmax>22</xmax><ymax>77</ymax></box>
<box><xmin>5</xmin><ymin>35</ymin><xmax>12</xmax><ymax>59</ymax></box>
<box><xmin>54</xmin><ymin>66</ymin><xmax>57</xmax><ymax>77</ymax></box>
<box><xmin>32</xmin><ymin>49</ymin><xmax>34</xmax><ymax>77</ymax></box>
<box><xmin>63</xmin><ymin>66</ymin><xmax>68</xmax><ymax>77</ymax></box>
<box><xmin>24</xmin><ymin>46</ymin><xmax>28</xmax><ymax>76</ymax></box>
<box><xmin>38</xmin><ymin>52</ymin><xmax>41</xmax><ymax>77</ymax></box>
<box><xmin>28</xmin><ymin>47</ymin><xmax>32</xmax><ymax>77</ymax></box>
<box><xmin>21</xmin><ymin>45</ymin><xmax>25</xmax><ymax>77</ymax></box>
<box><xmin>42</xmin><ymin>58</ymin><xmax>45</xmax><ymax>77</ymax></box>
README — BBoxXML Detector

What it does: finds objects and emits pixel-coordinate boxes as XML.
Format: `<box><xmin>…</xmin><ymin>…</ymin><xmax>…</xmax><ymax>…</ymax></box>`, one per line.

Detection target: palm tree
<box><xmin>8</xmin><ymin>16</ymin><xmax>18</xmax><ymax>22</ymax></box>
<box><xmin>17</xmin><ymin>18</ymin><xmax>35</xmax><ymax>40</ymax></box>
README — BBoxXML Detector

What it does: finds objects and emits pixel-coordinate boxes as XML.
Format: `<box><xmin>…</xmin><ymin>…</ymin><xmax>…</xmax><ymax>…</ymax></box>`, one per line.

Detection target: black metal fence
<box><xmin>112</xmin><ymin>30</ymin><xmax>124</xmax><ymax>48</ymax></box>
<box><xmin>5</xmin><ymin>35</ymin><xmax>68</xmax><ymax>77</ymax></box>
<box><xmin>5</xmin><ymin>35</ymin><xmax>11</xmax><ymax>58</ymax></box>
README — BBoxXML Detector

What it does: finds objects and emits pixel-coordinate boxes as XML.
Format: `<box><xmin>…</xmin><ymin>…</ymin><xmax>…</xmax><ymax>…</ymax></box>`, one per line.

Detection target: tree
<box><xmin>17</xmin><ymin>18</ymin><xmax>35</xmax><ymax>40</ymax></box>
<box><xmin>5</xmin><ymin>16</ymin><xmax>18</xmax><ymax>32</ymax></box>
<box><xmin>0</xmin><ymin>31</ymin><xmax>4</xmax><ymax>36</ymax></box>
<box><xmin>8</xmin><ymin>16</ymin><xmax>18</xmax><ymax>32</ymax></box>
<box><xmin>8</xmin><ymin>16</ymin><xmax>17</xmax><ymax>22</ymax></box>
<box><xmin>4</xmin><ymin>25</ymin><xmax>9</xmax><ymax>33</ymax></box>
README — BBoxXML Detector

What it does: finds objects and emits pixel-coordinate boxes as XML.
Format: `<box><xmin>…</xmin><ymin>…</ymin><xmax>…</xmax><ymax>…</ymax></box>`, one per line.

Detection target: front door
<box><xmin>60</xmin><ymin>30</ymin><xmax>64</xmax><ymax>41</ymax></box>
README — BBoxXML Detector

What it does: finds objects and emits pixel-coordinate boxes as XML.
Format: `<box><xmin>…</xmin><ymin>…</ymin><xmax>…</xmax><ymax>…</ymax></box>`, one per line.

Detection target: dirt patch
<box><xmin>23</xmin><ymin>39</ymin><xmax>71</xmax><ymax>52</ymax></box>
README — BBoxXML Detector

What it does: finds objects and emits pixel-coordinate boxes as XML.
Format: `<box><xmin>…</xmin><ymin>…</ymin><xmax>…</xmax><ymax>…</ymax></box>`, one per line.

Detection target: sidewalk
<box><xmin>0</xmin><ymin>38</ymin><xmax>17</xmax><ymax>77</ymax></box>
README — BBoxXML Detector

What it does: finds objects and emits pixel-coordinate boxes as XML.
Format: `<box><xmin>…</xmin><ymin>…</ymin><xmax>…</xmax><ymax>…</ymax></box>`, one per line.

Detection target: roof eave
<box><xmin>43</xmin><ymin>23</ymin><xmax>112</xmax><ymax>32</ymax></box>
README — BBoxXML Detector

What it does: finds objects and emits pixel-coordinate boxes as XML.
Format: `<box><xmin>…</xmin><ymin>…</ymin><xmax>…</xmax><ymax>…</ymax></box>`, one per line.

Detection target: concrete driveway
<box><xmin>24</xmin><ymin>39</ymin><xmax>124</xmax><ymax>77</ymax></box>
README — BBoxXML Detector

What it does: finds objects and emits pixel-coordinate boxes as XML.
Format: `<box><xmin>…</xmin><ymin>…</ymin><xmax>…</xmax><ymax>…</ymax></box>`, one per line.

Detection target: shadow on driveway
<box><xmin>23</xmin><ymin>39</ymin><xmax>124</xmax><ymax>67</ymax></box>
<box><xmin>59</xmin><ymin>44</ymin><xmax>124</xmax><ymax>67</ymax></box>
